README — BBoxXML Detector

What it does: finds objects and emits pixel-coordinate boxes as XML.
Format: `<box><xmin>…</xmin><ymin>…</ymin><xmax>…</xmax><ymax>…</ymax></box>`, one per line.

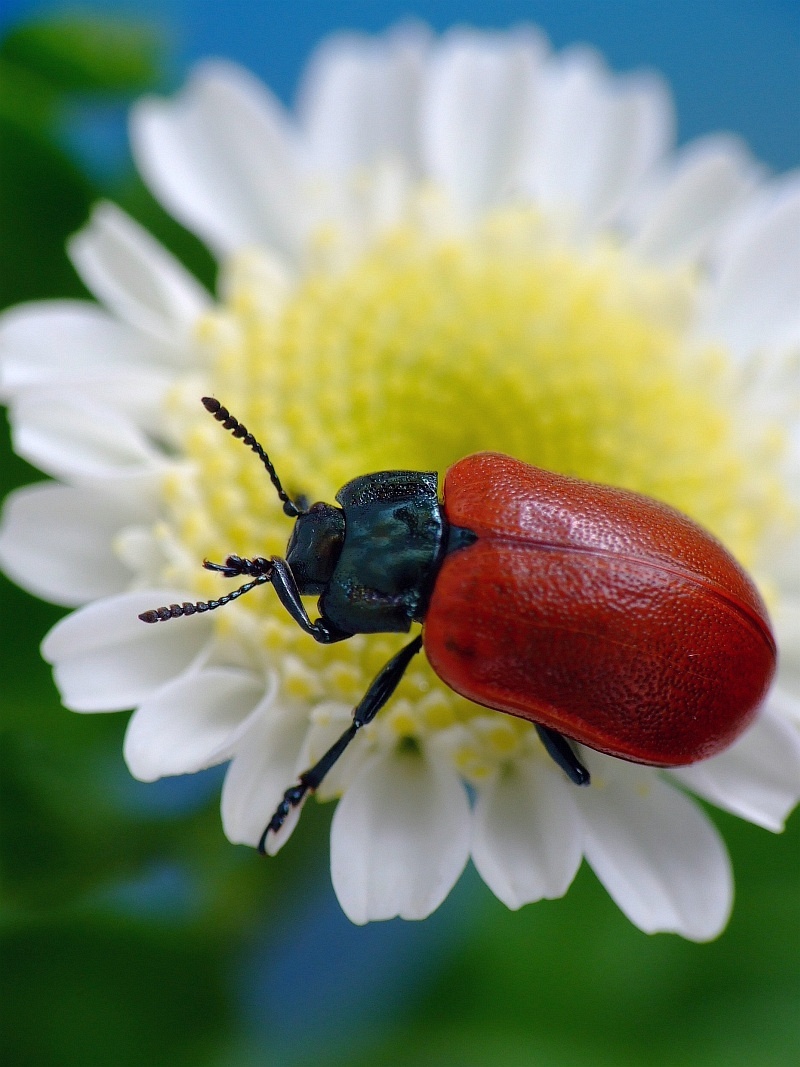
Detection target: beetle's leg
<box><xmin>259</xmin><ymin>634</ymin><xmax>423</xmax><ymax>853</ymax></box>
<box><xmin>535</xmin><ymin>725</ymin><xmax>591</xmax><ymax>786</ymax></box>
<box><xmin>203</xmin><ymin>554</ymin><xmax>272</xmax><ymax>579</ymax></box>
<box><xmin>202</xmin><ymin>554</ymin><xmax>351</xmax><ymax>644</ymax></box>
<box><xmin>268</xmin><ymin>557</ymin><xmax>352</xmax><ymax>644</ymax></box>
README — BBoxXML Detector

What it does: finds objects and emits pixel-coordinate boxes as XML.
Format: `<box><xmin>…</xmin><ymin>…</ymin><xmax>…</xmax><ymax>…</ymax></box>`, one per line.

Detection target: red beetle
<box><xmin>141</xmin><ymin>398</ymin><xmax>776</xmax><ymax>851</ymax></box>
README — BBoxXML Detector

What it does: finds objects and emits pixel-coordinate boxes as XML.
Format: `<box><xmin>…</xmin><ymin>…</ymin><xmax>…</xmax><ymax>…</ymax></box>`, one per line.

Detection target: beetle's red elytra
<box><xmin>140</xmin><ymin>399</ymin><xmax>776</xmax><ymax>850</ymax></box>
<box><xmin>425</xmin><ymin>452</ymin><xmax>775</xmax><ymax>768</ymax></box>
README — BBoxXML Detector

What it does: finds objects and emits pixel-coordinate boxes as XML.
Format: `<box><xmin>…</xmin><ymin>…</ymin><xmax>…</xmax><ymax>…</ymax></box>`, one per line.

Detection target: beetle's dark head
<box><xmin>285</xmin><ymin>502</ymin><xmax>345</xmax><ymax>595</ymax></box>
<box><xmin>139</xmin><ymin>400</ymin><xmax>351</xmax><ymax>625</ymax></box>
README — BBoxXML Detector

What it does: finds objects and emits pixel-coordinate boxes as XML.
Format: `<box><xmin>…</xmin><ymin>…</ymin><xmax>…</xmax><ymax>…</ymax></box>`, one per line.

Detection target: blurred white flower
<box><xmin>2</xmin><ymin>25</ymin><xmax>800</xmax><ymax>938</ymax></box>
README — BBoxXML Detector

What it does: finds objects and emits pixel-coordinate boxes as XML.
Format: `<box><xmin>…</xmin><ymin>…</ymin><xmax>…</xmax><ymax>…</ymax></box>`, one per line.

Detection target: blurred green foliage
<box><xmin>0</xmin><ymin>13</ymin><xmax>242</xmax><ymax>1067</ymax></box>
<box><xmin>2</xmin><ymin>15</ymin><xmax>163</xmax><ymax>93</ymax></box>
<box><xmin>0</xmin><ymin>11</ymin><xmax>214</xmax><ymax>308</ymax></box>
<box><xmin>1</xmin><ymin>11</ymin><xmax>799</xmax><ymax>1067</ymax></box>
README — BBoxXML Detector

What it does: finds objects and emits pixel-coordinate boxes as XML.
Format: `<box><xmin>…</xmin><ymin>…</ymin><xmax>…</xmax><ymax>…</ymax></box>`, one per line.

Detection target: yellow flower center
<box><xmin>157</xmin><ymin>203</ymin><xmax>787</xmax><ymax>786</ymax></box>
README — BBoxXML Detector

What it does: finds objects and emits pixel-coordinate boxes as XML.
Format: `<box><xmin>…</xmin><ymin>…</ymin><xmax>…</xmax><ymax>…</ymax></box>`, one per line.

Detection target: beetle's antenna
<box><xmin>201</xmin><ymin>397</ymin><xmax>304</xmax><ymax>517</ymax></box>
<box><xmin>138</xmin><ymin>575</ymin><xmax>271</xmax><ymax>623</ymax></box>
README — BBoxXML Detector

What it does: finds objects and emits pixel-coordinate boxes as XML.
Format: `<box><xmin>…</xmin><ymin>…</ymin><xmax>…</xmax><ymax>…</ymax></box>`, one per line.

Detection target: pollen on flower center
<box><xmin>157</xmin><ymin>202</ymin><xmax>787</xmax><ymax>786</ymax></box>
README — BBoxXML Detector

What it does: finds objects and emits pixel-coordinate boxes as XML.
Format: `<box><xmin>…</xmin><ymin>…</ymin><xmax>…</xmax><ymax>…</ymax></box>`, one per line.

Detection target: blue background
<box><xmin>2</xmin><ymin>0</ymin><xmax>798</xmax><ymax>170</ymax></box>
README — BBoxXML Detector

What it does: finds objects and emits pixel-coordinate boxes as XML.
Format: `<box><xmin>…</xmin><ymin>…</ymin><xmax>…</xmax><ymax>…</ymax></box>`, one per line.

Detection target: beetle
<box><xmin>141</xmin><ymin>397</ymin><xmax>776</xmax><ymax>853</ymax></box>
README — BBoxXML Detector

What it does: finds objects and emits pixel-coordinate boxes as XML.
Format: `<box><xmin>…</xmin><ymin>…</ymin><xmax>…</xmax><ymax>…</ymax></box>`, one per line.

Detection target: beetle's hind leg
<box><xmin>259</xmin><ymin>634</ymin><xmax>423</xmax><ymax>854</ymax></box>
<box><xmin>535</xmin><ymin>725</ymin><xmax>591</xmax><ymax>786</ymax></box>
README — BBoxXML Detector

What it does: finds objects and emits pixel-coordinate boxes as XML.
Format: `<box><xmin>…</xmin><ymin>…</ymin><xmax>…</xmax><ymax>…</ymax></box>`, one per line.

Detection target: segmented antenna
<box><xmin>201</xmin><ymin>397</ymin><xmax>303</xmax><ymax>517</ymax></box>
<box><xmin>138</xmin><ymin>575</ymin><xmax>271</xmax><ymax>623</ymax></box>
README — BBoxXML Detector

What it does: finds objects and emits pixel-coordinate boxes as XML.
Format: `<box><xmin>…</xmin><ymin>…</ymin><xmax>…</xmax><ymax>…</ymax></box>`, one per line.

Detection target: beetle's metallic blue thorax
<box><xmin>312</xmin><ymin>469</ymin><xmax>445</xmax><ymax>635</ymax></box>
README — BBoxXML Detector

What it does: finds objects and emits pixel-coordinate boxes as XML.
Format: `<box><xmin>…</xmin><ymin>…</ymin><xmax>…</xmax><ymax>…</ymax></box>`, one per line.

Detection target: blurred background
<box><xmin>0</xmin><ymin>3</ymin><xmax>798</xmax><ymax>1065</ymax></box>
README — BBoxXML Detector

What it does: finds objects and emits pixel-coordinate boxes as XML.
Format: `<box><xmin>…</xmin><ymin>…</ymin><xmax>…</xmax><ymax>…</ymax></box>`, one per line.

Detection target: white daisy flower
<box><xmin>2</xmin><ymin>24</ymin><xmax>800</xmax><ymax>939</ymax></box>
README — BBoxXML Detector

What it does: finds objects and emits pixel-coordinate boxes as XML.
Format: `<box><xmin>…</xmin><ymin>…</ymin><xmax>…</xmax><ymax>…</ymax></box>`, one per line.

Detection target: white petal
<box><xmin>629</xmin><ymin>135</ymin><xmax>760</xmax><ymax>264</ymax></box>
<box><xmin>299</xmin><ymin>25</ymin><xmax>429</xmax><ymax>174</ymax></box>
<box><xmin>0</xmin><ymin>300</ymin><xmax>181</xmax><ymax>402</ymax></box>
<box><xmin>0</xmin><ymin>482</ymin><xmax>152</xmax><ymax>606</ymax></box>
<box><xmin>330</xmin><ymin>744</ymin><xmax>471</xmax><ymax>924</ymax></box>
<box><xmin>9</xmin><ymin>392</ymin><xmax>168</xmax><ymax>486</ymax></box>
<box><xmin>421</xmin><ymin>28</ymin><xmax>547</xmax><ymax>218</ymax></box>
<box><xmin>774</xmin><ymin>596</ymin><xmax>800</xmax><ymax>696</ymax></box>
<box><xmin>20</xmin><ymin>377</ymin><xmax>171</xmax><ymax>437</ymax></box>
<box><xmin>0</xmin><ymin>300</ymin><xmax>175</xmax><ymax>435</ymax></box>
<box><xmin>124</xmin><ymin>666</ymin><xmax>271</xmax><ymax>781</ymax></box>
<box><xmin>524</xmin><ymin>48</ymin><xmax>674</xmax><ymax>232</ymax></box>
<box><xmin>68</xmin><ymin>202</ymin><xmax>210</xmax><ymax>351</ymax></box>
<box><xmin>670</xmin><ymin>699</ymin><xmax>800</xmax><ymax>831</ymax></box>
<box><xmin>113</xmin><ymin>525</ymin><xmax>168</xmax><ymax>586</ymax></box>
<box><xmin>698</xmin><ymin>176</ymin><xmax>800</xmax><ymax>357</ymax></box>
<box><xmin>584</xmin><ymin>73</ymin><xmax>674</xmax><ymax>228</ymax></box>
<box><xmin>221</xmin><ymin>705</ymin><xmax>309</xmax><ymax>847</ymax></box>
<box><xmin>769</xmin><ymin>685</ymin><xmax>800</xmax><ymax>730</ymax></box>
<box><xmin>41</xmin><ymin>590</ymin><xmax>213</xmax><ymax>711</ymax></box>
<box><xmin>472</xmin><ymin>757</ymin><xmax>582</xmax><ymax>910</ymax></box>
<box><xmin>131</xmin><ymin>60</ymin><xmax>302</xmax><ymax>260</ymax></box>
<box><xmin>577</xmin><ymin>754</ymin><xmax>733</xmax><ymax>941</ymax></box>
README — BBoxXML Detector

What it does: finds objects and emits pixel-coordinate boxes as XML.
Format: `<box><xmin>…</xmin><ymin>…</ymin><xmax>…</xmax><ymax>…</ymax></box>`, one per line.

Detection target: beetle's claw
<box><xmin>203</xmin><ymin>558</ymin><xmax>240</xmax><ymax>578</ymax></box>
<box><xmin>258</xmin><ymin>782</ymin><xmax>308</xmax><ymax>855</ymax></box>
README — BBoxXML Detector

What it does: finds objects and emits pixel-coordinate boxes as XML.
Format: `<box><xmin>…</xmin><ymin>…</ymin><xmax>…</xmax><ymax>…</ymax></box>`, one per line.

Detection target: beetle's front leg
<box><xmin>203</xmin><ymin>553</ymin><xmax>351</xmax><ymax>643</ymax></box>
<box><xmin>268</xmin><ymin>557</ymin><xmax>352</xmax><ymax>644</ymax></box>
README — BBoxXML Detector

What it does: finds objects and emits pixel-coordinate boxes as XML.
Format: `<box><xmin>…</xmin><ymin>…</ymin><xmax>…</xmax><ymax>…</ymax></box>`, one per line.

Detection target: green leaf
<box><xmin>0</xmin><ymin>115</ymin><xmax>94</xmax><ymax>306</ymax></box>
<box><xmin>0</xmin><ymin>57</ymin><xmax>56</xmax><ymax>132</ymax></box>
<box><xmin>0</xmin><ymin>15</ymin><xmax>164</xmax><ymax>95</ymax></box>
<box><xmin>0</xmin><ymin>917</ymin><xmax>232</xmax><ymax>1067</ymax></box>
